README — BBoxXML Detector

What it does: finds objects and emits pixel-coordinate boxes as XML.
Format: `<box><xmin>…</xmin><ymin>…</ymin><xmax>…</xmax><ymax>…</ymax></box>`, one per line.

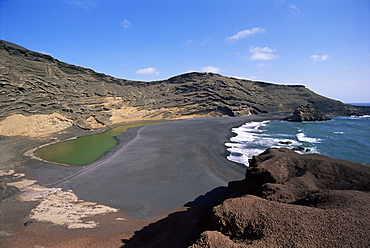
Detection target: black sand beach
<box><xmin>24</xmin><ymin>114</ymin><xmax>286</xmax><ymax>219</ymax></box>
<box><xmin>1</xmin><ymin>114</ymin><xmax>287</xmax><ymax>247</ymax></box>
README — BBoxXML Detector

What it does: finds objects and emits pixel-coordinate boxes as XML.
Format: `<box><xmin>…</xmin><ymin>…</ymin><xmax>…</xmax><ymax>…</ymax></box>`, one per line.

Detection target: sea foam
<box><xmin>227</xmin><ymin>117</ymin><xmax>370</xmax><ymax>166</ymax></box>
<box><xmin>226</xmin><ymin>120</ymin><xmax>318</xmax><ymax>166</ymax></box>
<box><xmin>296</xmin><ymin>132</ymin><xmax>322</xmax><ymax>143</ymax></box>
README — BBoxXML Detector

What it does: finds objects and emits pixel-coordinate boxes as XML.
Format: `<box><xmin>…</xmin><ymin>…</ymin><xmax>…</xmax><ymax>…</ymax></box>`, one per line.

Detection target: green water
<box><xmin>35</xmin><ymin>121</ymin><xmax>165</xmax><ymax>166</ymax></box>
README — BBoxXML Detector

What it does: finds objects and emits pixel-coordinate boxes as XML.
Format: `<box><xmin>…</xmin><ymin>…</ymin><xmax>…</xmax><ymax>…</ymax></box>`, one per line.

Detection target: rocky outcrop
<box><xmin>285</xmin><ymin>104</ymin><xmax>332</xmax><ymax>122</ymax></box>
<box><xmin>1</xmin><ymin>40</ymin><xmax>369</xmax><ymax>136</ymax></box>
<box><xmin>228</xmin><ymin>148</ymin><xmax>370</xmax><ymax>200</ymax></box>
<box><xmin>0</xmin><ymin>179</ymin><xmax>19</xmax><ymax>200</ymax></box>
<box><xmin>191</xmin><ymin>148</ymin><xmax>370</xmax><ymax>247</ymax></box>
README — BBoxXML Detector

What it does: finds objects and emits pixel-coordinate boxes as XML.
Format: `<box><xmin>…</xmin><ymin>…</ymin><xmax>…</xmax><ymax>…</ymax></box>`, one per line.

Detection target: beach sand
<box><xmin>0</xmin><ymin>114</ymin><xmax>286</xmax><ymax>247</ymax></box>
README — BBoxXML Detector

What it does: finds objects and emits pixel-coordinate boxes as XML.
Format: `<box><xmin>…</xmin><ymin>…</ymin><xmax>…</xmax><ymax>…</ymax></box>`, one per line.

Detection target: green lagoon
<box><xmin>35</xmin><ymin>121</ymin><xmax>165</xmax><ymax>166</ymax></box>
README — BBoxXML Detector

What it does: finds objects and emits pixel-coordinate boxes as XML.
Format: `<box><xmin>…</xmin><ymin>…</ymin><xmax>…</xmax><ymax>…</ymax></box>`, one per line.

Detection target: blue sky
<box><xmin>1</xmin><ymin>0</ymin><xmax>369</xmax><ymax>103</ymax></box>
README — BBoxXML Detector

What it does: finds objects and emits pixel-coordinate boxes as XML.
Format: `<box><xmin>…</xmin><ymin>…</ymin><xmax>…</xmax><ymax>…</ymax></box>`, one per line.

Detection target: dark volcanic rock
<box><xmin>191</xmin><ymin>148</ymin><xmax>370</xmax><ymax>247</ymax></box>
<box><xmin>278</xmin><ymin>140</ymin><xmax>292</xmax><ymax>145</ymax></box>
<box><xmin>192</xmin><ymin>191</ymin><xmax>370</xmax><ymax>248</ymax></box>
<box><xmin>1</xmin><ymin>40</ymin><xmax>368</xmax><ymax>136</ymax></box>
<box><xmin>0</xmin><ymin>179</ymin><xmax>19</xmax><ymax>200</ymax></box>
<box><xmin>230</xmin><ymin>148</ymin><xmax>370</xmax><ymax>201</ymax></box>
<box><xmin>285</xmin><ymin>104</ymin><xmax>332</xmax><ymax>122</ymax></box>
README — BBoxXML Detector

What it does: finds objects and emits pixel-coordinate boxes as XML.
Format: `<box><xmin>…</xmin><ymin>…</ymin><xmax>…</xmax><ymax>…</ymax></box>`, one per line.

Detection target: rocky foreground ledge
<box><xmin>190</xmin><ymin>148</ymin><xmax>370</xmax><ymax>248</ymax></box>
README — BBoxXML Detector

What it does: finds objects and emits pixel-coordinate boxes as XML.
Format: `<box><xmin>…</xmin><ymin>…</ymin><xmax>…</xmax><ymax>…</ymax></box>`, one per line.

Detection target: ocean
<box><xmin>225</xmin><ymin>114</ymin><xmax>370</xmax><ymax>166</ymax></box>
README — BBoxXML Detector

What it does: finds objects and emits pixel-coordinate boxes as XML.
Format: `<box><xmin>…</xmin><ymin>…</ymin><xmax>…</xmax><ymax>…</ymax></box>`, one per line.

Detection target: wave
<box><xmin>229</xmin><ymin>121</ymin><xmax>268</xmax><ymax>143</ymax></box>
<box><xmin>296</xmin><ymin>132</ymin><xmax>322</xmax><ymax>143</ymax></box>
<box><xmin>343</xmin><ymin>115</ymin><xmax>370</xmax><ymax>119</ymax></box>
<box><xmin>226</xmin><ymin>121</ymin><xmax>319</xmax><ymax>166</ymax></box>
<box><xmin>227</xmin><ymin>117</ymin><xmax>369</xmax><ymax>166</ymax></box>
<box><xmin>352</xmin><ymin>115</ymin><xmax>370</xmax><ymax>118</ymax></box>
<box><xmin>226</xmin><ymin>148</ymin><xmax>265</xmax><ymax>165</ymax></box>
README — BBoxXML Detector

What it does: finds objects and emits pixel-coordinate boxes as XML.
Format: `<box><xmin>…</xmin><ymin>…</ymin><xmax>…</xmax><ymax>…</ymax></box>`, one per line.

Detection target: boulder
<box><xmin>189</xmin><ymin>231</ymin><xmax>239</xmax><ymax>248</ymax></box>
<box><xmin>285</xmin><ymin>104</ymin><xmax>331</xmax><ymax>122</ymax></box>
<box><xmin>278</xmin><ymin>141</ymin><xmax>292</xmax><ymax>145</ymax></box>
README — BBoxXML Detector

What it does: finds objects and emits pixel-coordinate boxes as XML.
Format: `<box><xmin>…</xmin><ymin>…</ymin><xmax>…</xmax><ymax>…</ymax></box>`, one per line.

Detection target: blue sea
<box><xmin>225</xmin><ymin>114</ymin><xmax>370</xmax><ymax>166</ymax></box>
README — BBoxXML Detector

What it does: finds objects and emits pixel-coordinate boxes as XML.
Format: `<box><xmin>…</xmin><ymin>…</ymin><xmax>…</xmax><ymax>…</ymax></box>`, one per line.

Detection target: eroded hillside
<box><xmin>0</xmin><ymin>40</ymin><xmax>366</xmax><ymax>136</ymax></box>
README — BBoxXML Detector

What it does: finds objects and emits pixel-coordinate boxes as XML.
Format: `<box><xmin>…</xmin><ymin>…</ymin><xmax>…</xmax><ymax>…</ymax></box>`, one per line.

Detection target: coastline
<box><xmin>31</xmin><ymin>114</ymin><xmax>288</xmax><ymax>218</ymax></box>
<box><xmin>0</xmin><ymin>114</ymin><xmax>288</xmax><ymax>247</ymax></box>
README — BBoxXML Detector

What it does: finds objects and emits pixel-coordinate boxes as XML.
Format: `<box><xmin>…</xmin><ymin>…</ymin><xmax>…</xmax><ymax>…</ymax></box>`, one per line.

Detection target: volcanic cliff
<box><xmin>0</xmin><ymin>40</ymin><xmax>367</xmax><ymax>136</ymax></box>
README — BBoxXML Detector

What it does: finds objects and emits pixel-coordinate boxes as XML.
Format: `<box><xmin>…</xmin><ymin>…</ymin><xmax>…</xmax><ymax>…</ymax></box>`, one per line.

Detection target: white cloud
<box><xmin>201</xmin><ymin>38</ymin><xmax>211</xmax><ymax>45</ymax></box>
<box><xmin>289</xmin><ymin>4</ymin><xmax>300</xmax><ymax>15</ymax></box>
<box><xmin>310</xmin><ymin>54</ymin><xmax>329</xmax><ymax>62</ymax></box>
<box><xmin>251</xmin><ymin>53</ymin><xmax>278</xmax><ymax>61</ymax></box>
<box><xmin>66</xmin><ymin>1</ymin><xmax>95</xmax><ymax>10</ymax></box>
<box><xmin>136</xmin><ymin>67</ymin><xmax>160</xmax><ymax>76</ymax></box>
<box><xmin>249</xmin><ymin>46</ymin><xmax>278</xmax><ymax>61</ymax></box>
<box><xmin>121</xmin><ymin>19</ymin><xmax>132</xmax><ymax>30</ymax></box>
<box><xmin>227</xmin><ymin>27</ymin><xmax>266</xmax><ymax>41</ymax></box>
<box><xmin>250</xmin><ymin>46</ymin><xmax>274</xmax><ymax>53</ymax></box>
<box><xmin>321</xmin><ymin>54</ymin><xmax>329</xmax><ymax>61</ymax></box>
<box><xmin>201</xmin><ymin>66</ymin><xmax>221</xmax><ymax>73</ymax></box>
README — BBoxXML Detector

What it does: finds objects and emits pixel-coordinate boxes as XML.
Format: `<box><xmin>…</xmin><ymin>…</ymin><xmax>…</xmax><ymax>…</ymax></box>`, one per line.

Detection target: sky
<box><xmin>0</xmin><ymin>0</ymin><xmax>369</xmax><ymax>103</ymax></box>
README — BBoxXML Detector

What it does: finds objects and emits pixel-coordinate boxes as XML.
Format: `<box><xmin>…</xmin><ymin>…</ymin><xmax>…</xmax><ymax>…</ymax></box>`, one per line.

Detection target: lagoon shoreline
<box><xmin>1</xmin><ymin>114</ymin><xmax>288</xmax><ymax>247</ymax></box>
<box><xmin>32</xmin><ymin>114</ymin><xmax>289</xmax><ymax>217</ymax></box>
